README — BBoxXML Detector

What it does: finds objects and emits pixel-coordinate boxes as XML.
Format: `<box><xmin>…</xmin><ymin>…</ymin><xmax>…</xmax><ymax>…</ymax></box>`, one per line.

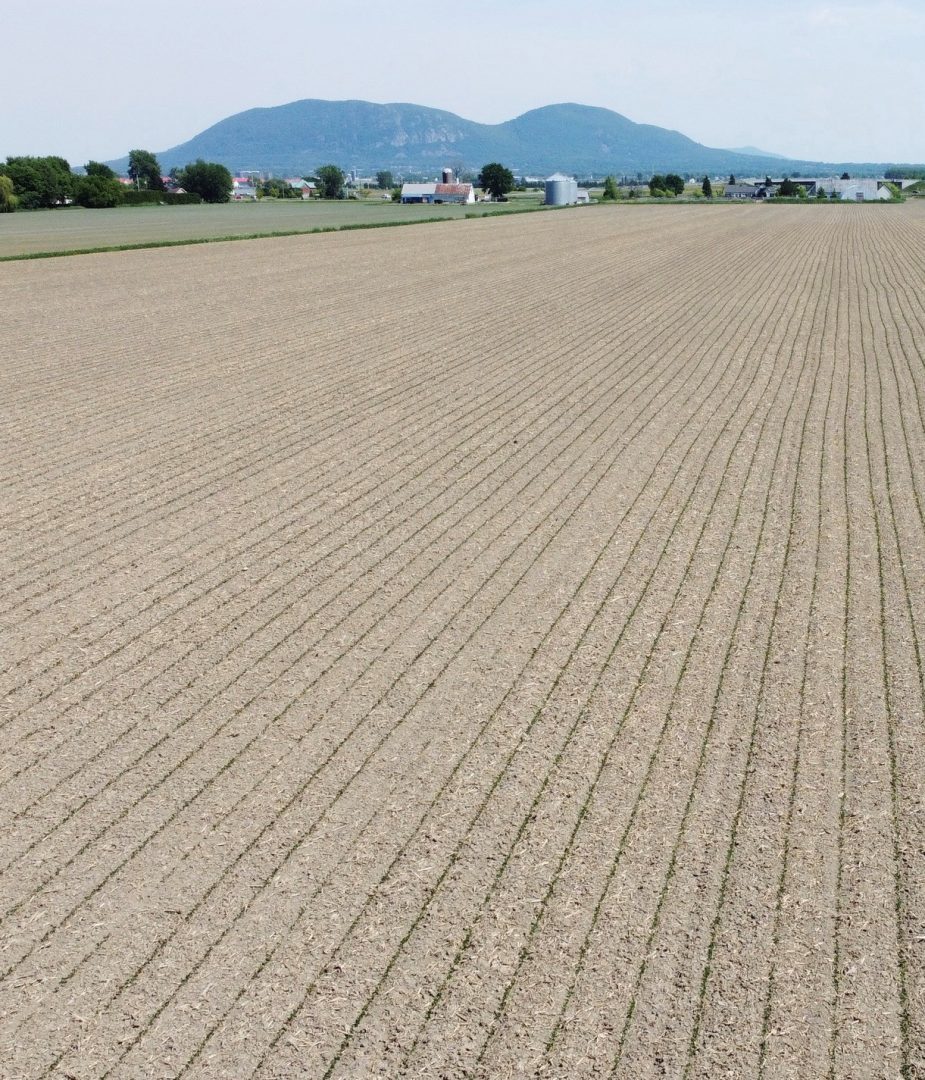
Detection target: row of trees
<box><xmin>598</xmin><ymin>173</ymin><xmax>715</xmax><ymax>200</ymax></box>
<box><xmin>0</xmin><ymin>150</ymin><xmax>234</xmax><ymax>211</ymax></box>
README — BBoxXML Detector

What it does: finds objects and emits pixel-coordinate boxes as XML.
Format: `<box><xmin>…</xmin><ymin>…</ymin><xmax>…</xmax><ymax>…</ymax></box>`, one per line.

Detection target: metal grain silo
<box><xmin>545</xmin><ymin>173</ymin><xmax>577</xmax><ymax>206</ymax></box>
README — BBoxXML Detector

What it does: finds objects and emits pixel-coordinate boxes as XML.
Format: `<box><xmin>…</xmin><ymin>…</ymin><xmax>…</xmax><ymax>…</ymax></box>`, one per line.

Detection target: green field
<box><xmin>0</xmin><ymin>194</ymin><xmax>546</xmax><ymax>258</ymax></box>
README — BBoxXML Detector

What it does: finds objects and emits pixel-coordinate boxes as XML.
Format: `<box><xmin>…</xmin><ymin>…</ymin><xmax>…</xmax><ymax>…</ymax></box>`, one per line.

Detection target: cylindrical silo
<box><xmin>442</xmin><ymin>167</ymin><xmax>454</xmax><ymax>184</ymax></box>
<box><xmin>545</xmin><ymin>173</ymin><xmax>571</xmax><ymax>206</ymax></box>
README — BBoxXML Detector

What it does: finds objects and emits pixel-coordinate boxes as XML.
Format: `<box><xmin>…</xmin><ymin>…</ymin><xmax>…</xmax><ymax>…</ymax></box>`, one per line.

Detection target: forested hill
<box><xmin>106</xmin><ymin>100</ymin><xmax>897</xmax><ymax>177</ymax></box>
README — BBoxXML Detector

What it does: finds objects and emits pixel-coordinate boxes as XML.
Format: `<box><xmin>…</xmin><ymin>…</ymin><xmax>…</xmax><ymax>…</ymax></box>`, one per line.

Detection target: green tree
<box><xmin>74</xmin><ymin>174</ymin><xmax>123</xmax><ymax>208</ymax></box>
<box><xmin>316</xmin><ymin>164</ymin><xmax>345</xmax><ymax>198</ymax></box>
<box><xmin>177</xmin><ymin>160</ymin><xmax>232</xmax><ymax>203</ymax></box>
<box><xmin>1</xmin><ymin>156</ymin><xmax>73</xmax><ymax>209</ymax></box>
<box><xmin>816</xmin><ymin>185</ymin><xmax>829</xmax><ymax>199</ymax></box>
<box><xmin>664</xmin><ymin>173</ymin><xmax>685</xmax><ymax>196</ymax></box>
<box><xmin>375</xmin><ymin>170</ymin><xmax>394</xmax><ymax>190</ymax></box>
<box><xmin>778</xmin><ymin>177</ymin><xmax>799</xmax><ymax>197</ymax></box>
<box><xmin>648</xmin><ymin>174</ymin><xmax>666</xmax><ymax>195</ymax></box>
<box><xmin>702</xmin><ymin>176</ymin><xmax>713</xmax><ymax>197</ymax></box>
<box><xmin>85</xmin><ymin>160</ymin><xmax>116</xmax><ymax>179</ymax></box>
<box><xmin>0</xmin><ymin>174</ymin><xmax>17</xmax><ymax>212</ymax></box>
<box><xmin>128</xmin><ymin>149</ymin><xmax>164</xmax><ymax>190</ymax></box>
<box><xmin>478</xmin><ymin>162</ymin><xmax>515</xmax><ymax>200</ymax></box>
<box><xmin>841</xmin><ymin>171</ymin><xmax>851</xmax><ymax>180</ymax></box>
<box><xmin>728</xmin><ymin>174</ymin><xmax>736</xmax><ymax>185</ymax></box>
<box><xmin>602</xmin><ymin>175</ymin><xmax>619</xmax><ymax>200</ymax></box>
<box><xmin>260</xmin><ymin>177</ymin><xmax>298</xmax><ymax>199</ymax></box>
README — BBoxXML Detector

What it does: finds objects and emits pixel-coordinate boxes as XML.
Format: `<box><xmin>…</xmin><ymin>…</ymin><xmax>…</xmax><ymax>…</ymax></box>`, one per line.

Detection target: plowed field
<box><xmin>2</xmin><ymin>204</ymin><xmax>924</xmax><ymax>1079</ymax></box>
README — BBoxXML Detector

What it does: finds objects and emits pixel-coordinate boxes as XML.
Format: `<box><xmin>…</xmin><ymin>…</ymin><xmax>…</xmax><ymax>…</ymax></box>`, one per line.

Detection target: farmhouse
<box><xmin>231</xmin><ymin>178</ymin><xmax>258</xmax><ymax>200</ymax></box>
<box><xmin>724</xmin><ymin>182</ymin><xmax>779</xmax><ymax>199</ymax></box>
<box><xmin>285</xmin><ymin>179</ymin><xmax>316</xmax><ymax>199</ymax></box>
<box><xmin>400</xmin><ymin>182</ymin><xmax>475</xmax><ymax>204</ymax></box>
<box><xmin>724</xmin><ymin>183</ymin><xmax>759</xmax><ymax>199</ymax></box>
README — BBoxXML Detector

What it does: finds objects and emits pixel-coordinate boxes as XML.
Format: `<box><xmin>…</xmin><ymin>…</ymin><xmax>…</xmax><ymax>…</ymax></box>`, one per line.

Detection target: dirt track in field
<box><xmin>1</xmin><ymin>204</ymin><xmax>924</xmax><ymax>1079</ymax></box>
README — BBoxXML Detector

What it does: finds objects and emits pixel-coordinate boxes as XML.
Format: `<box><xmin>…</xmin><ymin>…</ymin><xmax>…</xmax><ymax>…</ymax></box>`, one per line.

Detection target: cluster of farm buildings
<box><xmin>226</xmin><ymin>169</ymin><xmax>593</xmax><ymax>206</ymax></box>
<box><xmin>213</xmin><ymin>171</ymin><xmax>915</xmax><ymax>204</ymax></box>
<box><xmin>724</xmin><ymin>176</ymin><xmax>914</xmax><ymax>200</ymax></box>
<box><xmin>228</xmin><ymin>177</ymin><xmax>314</xmax><ymax>200</ymax></box>
<box><xmin>397</xmin><ymin>172</ymin><xmax>592</xmax><ymax>206</ymax></box>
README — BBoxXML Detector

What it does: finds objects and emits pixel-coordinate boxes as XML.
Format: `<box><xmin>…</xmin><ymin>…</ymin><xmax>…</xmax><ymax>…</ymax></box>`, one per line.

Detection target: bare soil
<box><xmin>1</xmin><ymin>204</ymin><xmax>923</xmax><ymax>1079</ymax></box>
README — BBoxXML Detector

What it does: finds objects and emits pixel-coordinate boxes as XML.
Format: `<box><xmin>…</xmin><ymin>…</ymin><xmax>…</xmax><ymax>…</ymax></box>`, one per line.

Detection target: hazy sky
<box><xmin>4</xmin><ymin>0</ymin><xmax>923</xmax><ymax>164</ymax></box>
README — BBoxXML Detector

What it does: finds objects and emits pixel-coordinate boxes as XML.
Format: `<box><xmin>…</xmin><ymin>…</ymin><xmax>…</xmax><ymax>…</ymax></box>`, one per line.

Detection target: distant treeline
<box><xmin>885</xmin><ymin>167</ymin><xmax>925</xmax><ymax>180</ymax></box>
<box><xmin>0</xmin><ymin>151</ymin><xmax>231</xmax><ymax>211</ymax></box>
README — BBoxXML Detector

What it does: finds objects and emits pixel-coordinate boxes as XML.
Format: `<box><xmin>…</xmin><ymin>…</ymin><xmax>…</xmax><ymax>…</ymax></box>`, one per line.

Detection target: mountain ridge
<box><xmin>106</xmin><ymin>99</ymin><xmax>914</xmax><ymax>178</ymax></box>
<box><xmin>727</xmin><ymin>144</ymin><xmax>788</xmax><ymax>160</ymax></box>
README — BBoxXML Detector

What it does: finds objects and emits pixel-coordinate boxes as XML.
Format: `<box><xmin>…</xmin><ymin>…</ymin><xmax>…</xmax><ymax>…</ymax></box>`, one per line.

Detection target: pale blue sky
<box><xmin>4</xmin><ymin>0</ymin><xmax>923</xmax><ymax>164</ymax></box>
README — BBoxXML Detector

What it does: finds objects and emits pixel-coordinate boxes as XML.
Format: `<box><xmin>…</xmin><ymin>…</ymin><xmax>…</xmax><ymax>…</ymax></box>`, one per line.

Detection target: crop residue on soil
<box><xmin>1</xmin><ymin>204</ymin><xmax>923</xmax><ymax>1078</ymax></box>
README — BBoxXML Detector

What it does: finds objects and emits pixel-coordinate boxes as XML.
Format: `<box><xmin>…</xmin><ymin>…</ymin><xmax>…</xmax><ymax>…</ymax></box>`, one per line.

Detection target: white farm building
<box><xmin>400</xmin><ymin>182</ymin><xmax>475</xmax><ymax>204</ymax></box>
<box><xmin>816</xmin><ymin>178</ymin><xmax>893</xmax><ymax>201</ymax></box>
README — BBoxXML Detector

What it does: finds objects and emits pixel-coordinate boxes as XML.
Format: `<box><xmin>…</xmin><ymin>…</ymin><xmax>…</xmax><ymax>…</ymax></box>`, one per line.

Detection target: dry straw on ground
<box><xmin>1</xmin><ymin>204</ymin><xmax>923</xmax><ymax>1078</ymax></box>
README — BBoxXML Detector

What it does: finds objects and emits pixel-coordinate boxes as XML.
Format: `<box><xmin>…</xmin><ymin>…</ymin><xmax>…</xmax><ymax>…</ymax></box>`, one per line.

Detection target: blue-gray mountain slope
<box><xmin>107</xmin><ymin>100</ymin><xmax>904</xmax><ymax>177</ymax></box>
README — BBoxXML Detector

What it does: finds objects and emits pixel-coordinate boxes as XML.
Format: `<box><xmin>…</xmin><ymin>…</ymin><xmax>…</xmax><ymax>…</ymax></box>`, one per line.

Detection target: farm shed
<box><xmin>400</xmin><ymin>182</ymin><xmax>475</xmax><ymax>204</ymax></box>
<box><xmin>836</xmin><ymin>179</ymin><xmax>891</xmax><ymax>201</ymax></box>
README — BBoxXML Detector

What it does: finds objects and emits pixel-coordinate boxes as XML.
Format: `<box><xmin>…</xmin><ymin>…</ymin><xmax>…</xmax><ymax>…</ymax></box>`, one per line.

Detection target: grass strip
<box><xmin>0</xmin><ymin>205</ymin><xmax>550</xmax><ymax>262</ymax></box>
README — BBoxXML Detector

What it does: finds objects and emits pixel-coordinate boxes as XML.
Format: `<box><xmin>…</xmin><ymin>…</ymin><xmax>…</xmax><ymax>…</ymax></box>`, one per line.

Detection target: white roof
<box><xmin>546</xmin><ymin>173</ymin><xmax>574</xmax><ymax>181</ymax></box>
<box><xmin>401</xmin><ymin>183</ymin><xmax>437</xmax><ymax>195</ymax></box>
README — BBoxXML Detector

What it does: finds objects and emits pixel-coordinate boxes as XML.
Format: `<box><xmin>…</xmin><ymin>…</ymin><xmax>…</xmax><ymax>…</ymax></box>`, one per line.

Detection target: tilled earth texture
<box><xmin>2</xmin><ymin>204</ymin><xmax>924</xmax><ymax>1080</ymax></box>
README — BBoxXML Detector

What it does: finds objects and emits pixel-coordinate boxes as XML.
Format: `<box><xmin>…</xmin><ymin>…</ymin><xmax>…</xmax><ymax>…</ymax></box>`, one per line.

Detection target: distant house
<box><xmin>285</xmin><ymin>179</ymin><xmax>316</xmax><ymax>199</ymax></box>
<box><xmin>724</xmin><ymin>184</ymin><xmax>759</xmax><ymax>199</ymax></box>
<box><xmin>400</xmin><ymin>182</ymin><xmax>475</xmax><ymax>204</ymax></box>
<box><xmin>232</xmin><ymin>178</ymin><xmax>258</xmax><ymax>200</ymax></box>
<box><xmin>723</xmin><ymin>182</ymin><xmax>779</xmax><ymax>199</ymax></box>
